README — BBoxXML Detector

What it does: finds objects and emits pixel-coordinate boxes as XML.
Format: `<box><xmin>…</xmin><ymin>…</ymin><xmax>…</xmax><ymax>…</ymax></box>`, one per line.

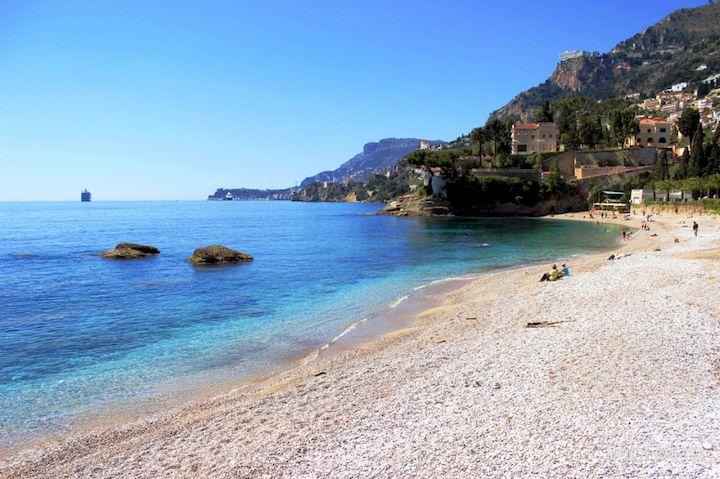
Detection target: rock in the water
<box><xmin>188</xmin><ymin>245</ymin><xmax>253</xmax><ymax>265</ymax></box>
<box><xmin>100</xmin><ymin>243</ymin><xmax>160</xmax><ymax>259</ymax></box>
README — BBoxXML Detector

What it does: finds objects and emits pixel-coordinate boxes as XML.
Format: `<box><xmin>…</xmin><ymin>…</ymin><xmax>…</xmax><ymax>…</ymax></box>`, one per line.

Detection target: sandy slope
<box><xmin>3</xmin><ymin>213</ymin><xmax>720</xmax><ymax>478</ymax></box>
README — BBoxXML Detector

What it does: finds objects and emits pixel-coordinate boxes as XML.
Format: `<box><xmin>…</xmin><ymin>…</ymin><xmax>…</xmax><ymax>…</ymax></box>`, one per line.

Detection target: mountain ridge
<box><xmin>300</xmin><ymin>137</ymin><xmax>444</xmax><ymax>187</ymax></box>
<box><xmin>490</xmin><ymin>1</ymin><xmax>720</xmax><ymax>121</ymax></box>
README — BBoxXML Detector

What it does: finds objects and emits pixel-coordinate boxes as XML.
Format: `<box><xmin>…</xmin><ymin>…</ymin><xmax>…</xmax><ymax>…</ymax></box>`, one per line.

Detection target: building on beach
<box><xmin>511</xmin><ymin>122</ymin><xmax>558</xmax><ymax>155</ymax></box>
<box><xmin>631</xmin><ymin>188</ymin><xmax>692</xmax><ymax>204</ymax></box>
<box><xmin>81</xmin><ymin>189</ymin><xmax>92</xmax><ymax>202</ymax></box>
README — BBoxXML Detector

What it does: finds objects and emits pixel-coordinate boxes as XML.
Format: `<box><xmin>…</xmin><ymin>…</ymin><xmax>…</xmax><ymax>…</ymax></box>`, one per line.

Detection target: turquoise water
<box><xmin>0</xmin><ymin>201</ymin><xmax>622</xmax><ymax>443</ymax></box>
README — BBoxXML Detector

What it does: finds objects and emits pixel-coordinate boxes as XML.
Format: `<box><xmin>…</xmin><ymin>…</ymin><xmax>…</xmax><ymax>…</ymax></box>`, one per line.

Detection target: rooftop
<box><xmin>513</xmin><ymin>122</ymin><xmax>555</xmax><ymax>130</ymax></box>
<box><xmin>639</xmin><ymin>118</ymin><xmax>672</xmax><ymax>125</ymax></box>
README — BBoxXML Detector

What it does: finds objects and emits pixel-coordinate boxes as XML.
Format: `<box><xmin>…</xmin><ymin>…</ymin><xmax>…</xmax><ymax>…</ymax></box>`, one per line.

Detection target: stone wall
<box><xmin>471</xmin><ymin>168</ymin><xmax>542</xmax><ymax>182</ymax></box>
<box><xmin>544</xmin><ymin>148</ymin><xmax>657</xmax><ymax>178</ymax></box>
<box><xmin>575</xmin><ymin>165</ymin><xmax>654</xmax><ymax>179</ymax></box>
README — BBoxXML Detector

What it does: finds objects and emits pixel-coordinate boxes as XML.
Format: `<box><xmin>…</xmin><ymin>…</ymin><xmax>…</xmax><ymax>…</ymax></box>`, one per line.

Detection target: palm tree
<box><xmin>469</xmin><ymin>127</ymin><xmax>484</xmax><ymax>159</ymax></box>
<box><xmin>657</xmin><ymin>179</ymin><xmax>675</xmax><ymax>202</ymax></box>
<box><xmin>682</xmin><ymin>177</ymin><xmax>702</xmax><ymax>201</ymax></box>
<box><xmin>704</xmin><ymin>174</ymin><xmax>720</xmax><ymax>198</ymax></box>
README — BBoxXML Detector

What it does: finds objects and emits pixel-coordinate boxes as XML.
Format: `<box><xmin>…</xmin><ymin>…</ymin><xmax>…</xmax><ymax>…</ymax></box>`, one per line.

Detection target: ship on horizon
<box><xmin>81</xmin><ymin>189</ymin><xmax>92</xmax><ymax>202</ymax></box>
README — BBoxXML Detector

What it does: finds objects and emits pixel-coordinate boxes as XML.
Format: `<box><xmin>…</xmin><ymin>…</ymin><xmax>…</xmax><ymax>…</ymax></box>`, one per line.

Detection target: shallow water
<box><xmin>0</xmin><ymin>201</ymin><xmax>623</xmax><ymax>443</ymax></box>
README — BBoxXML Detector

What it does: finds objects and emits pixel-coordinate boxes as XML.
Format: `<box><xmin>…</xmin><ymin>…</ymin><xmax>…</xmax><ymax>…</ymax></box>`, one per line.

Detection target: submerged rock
<box><xmin>188</xmin><ymin>245</ymin><xmax>253</xmax><ymax>265</ymax></box>
<box><xmin>100</xmin><ymin>243</ymin><xmax>160</xmax><ymax>259</ymax></box>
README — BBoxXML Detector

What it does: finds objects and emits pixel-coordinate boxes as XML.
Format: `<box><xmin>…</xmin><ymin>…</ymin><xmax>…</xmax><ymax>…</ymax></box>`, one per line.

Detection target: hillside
<box><xmin>491</xmin><ymin>1</ymin><xmax>720</xmax><ymax>121</ymax></box>
<box><xmin>300</xmin><ymin>138</ymin><xmax>443</xmax><ymax>187</ymax></box>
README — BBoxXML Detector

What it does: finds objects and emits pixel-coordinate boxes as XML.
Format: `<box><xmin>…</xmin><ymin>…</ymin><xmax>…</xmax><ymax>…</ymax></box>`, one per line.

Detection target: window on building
<box><xmin>647</xmin><ymin>138</ymin><xmax>653</xmax><ymax>143</ymax></box>
<box><xmin>517</xmin><ymin>144</ymin><xmax>527</xmax><ymax>152</ymax></box>
<box><xmin>531</xmin><ymin>135</ymin><xmax>535</xmax><ymax>139</ymax></box>
<box><xmin>541</xmin><ymin>134</ymin><xmax>546</xmax><ymax>138</ymax></box>
<box><xmin>647</xmin><ymin>129</ymin><xmax>651</xmax><ymax>133</ymax></box>
<box><xmin>659</xmin><ymin>137</ymin><xmax>667</xmax><ymax>144</ymax></box>
<box><xmin>659</xmin><ymin>128</ymin><xmax>667</xmax><ymax>132</ymax></box>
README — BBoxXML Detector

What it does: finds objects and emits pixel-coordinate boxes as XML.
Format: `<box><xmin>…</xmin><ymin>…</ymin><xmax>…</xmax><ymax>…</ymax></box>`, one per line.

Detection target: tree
<box><xmin>484</xmin><ymin>118</ymin><xmax>511</xmax><ymax>157</ymax></box>
<box><xmin>578</xmin><ymin>114</ymin><xmax>603</xmax><ymax>149</ymax></box>
<box><xmin>708</xmin><ymin>143</ymin><xmax>720</xmax><ymax>176</ymax></box>
<box><xmin>645</xmin><ymin>180</ymin><xmax>657</xmax><ymax>201</ymax></box>
<box><xmin>688</xmin><ymin>127</ymin><xmax>706</xmax><ymax>178</ymax></box>
<box><xmin>657</xmin><ymin>179</ymin><xmax>673</xmax><ymax>201</ymax></box>
<box><xmin>535</xmin><ymin>101</ymin><xmax>554</xmax><ymax>122</ymax></box>
<box><xmin>704</xmin><ymin>173</ymin><xmax>720</xmax><ymax>198</ymax></box>
<box><xmin>469</xmin><ymin>127</ymin><xmax>485</xmax><ymax>158</ymax></box>
<box><xmin>677</xmin><ymin>108</ymin><xmax>701</xmax><ymax>141</ymax></box>
<box><xmin>696</xmin><ymin>82</ymin><xmax>710</xmax><ymax>99</ymax></box>
<box><xmin>653</xmin><ymin>149</ymin><xmax>669</xmax><ymax>180</ymax></box>
<box><xmin>683</xmin><ymin>177</ymin><xmax>703</xmax><ymax>199</ymax></box>
<box><xmin>675</xmin><ymin>149</ymin><xmax>690</xmax><ymax>179</ymax></box>
<box><xmin>608</xmin><ymin>109</ymin><xmax>639</xmax><ymax>147</ymax></box>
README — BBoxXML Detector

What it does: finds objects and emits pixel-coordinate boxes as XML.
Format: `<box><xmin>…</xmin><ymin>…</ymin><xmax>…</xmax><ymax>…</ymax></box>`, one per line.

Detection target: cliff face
<box><xmin>548</xmin><ymin>56</ymin><xmax>616</xmax><ymax>92</ymax></box>
<box><xmin>490</xmin><ymin>2</ymin><xmax>720</xmax><ymax>122</ymax></box>
<box><xmin>301</xmin><ymin>138</ymin><xmax>444</xmax><ymax>187</ymax></box>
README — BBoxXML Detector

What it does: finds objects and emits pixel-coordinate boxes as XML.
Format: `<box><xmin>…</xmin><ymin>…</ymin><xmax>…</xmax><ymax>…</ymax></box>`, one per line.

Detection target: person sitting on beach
<box><xmin>549</xmin><ymin>264</ymin><xmax>559</xmax><ymax>281</ymax></box>
<box><xmin>562</xmin><ymin>263</ymin><xmax>570</xmax><ymax>277</ymax></box>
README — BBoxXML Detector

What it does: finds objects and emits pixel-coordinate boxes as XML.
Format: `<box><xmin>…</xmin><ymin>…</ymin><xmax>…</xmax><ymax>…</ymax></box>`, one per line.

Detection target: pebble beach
<box><xmin>2</xmin><ymin>212</ymin><xmax>719</xmax><ymax>478</ymax></box>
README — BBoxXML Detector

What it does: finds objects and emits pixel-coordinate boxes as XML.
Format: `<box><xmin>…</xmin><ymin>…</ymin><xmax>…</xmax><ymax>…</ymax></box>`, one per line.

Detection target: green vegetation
<box><xmin>405</xmin><ymin>147</ymin><xmax>578</xmax><ymax>209</ymax></box>
<box><xmin>668</xmin><ymin>122</ymin><xmax>720</xmax><ymax>181</ymax></box>
<box><xmin>677</xmin><ymin>108</ymin><xmax>700</xmax><ymax>140</ymax></box>
<box><xmin>292</xmin><ymin>165</ymin><xmax>422</xmax><ymax>203</ymax></box>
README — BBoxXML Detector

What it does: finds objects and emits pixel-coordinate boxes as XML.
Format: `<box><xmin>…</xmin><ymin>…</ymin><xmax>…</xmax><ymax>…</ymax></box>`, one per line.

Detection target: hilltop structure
<box><xmin>558</xmin><ymin>50</ymin><xmax>599</xmax><ymax>62</ymax></box>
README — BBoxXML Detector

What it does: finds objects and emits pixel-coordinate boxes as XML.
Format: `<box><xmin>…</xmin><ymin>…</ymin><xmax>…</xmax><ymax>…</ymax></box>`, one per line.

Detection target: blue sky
<box><xmin>0</xmin><ymin>0</ymin><xmax>708</xmax><ymax>200</ymax></box>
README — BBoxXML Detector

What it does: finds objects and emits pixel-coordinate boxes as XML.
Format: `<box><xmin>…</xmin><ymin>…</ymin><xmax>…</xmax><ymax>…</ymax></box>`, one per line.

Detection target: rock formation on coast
<box><xmin>100</xmin><ymin>243</ymin><xmax>160</xmax><ymax>259</ymax></box>
<box><xmin>188</xmin><ymin>245</ymin><xmax>253</xmax><ymax>265</ymax></box>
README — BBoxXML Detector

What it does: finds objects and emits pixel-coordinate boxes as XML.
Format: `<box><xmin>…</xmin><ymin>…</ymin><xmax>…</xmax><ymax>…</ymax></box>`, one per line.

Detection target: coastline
<box><xmin>3</xmin><ymin>211</ymin><xmax>720</xmax><ymax>477</ymax></box>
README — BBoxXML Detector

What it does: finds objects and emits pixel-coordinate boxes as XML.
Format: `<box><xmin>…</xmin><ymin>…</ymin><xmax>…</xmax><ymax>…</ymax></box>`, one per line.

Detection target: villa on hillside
<box><xmin>511</xmin><ymin>122</ymin><xmax>557</xmax><ymax>155</ymax></box>
<box><xmin>627</xmin><ymin>118</ymin><xmax>673</xmax><ymax>148</ymax></box>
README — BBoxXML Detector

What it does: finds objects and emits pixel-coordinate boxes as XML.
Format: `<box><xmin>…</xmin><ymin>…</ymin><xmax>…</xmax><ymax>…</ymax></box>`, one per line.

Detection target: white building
<box><xmin>703</xmin><ymin>73</ymin><xmax>720</xmax><ymax>84</ymax></box>
<box><xmin>631</xmin><ymin>189</ymin><xmax>691</xmax><ymax>204</ymax></box>
<box><xmin>695</xmin><ymin>98</ymin><xmax>713</xmax><ymax>110</ymax></box>
<box><xmin>559</xmin><ymin>50</ymin><xmax>599</xmax><ymax>62</ymax></box>
<box><xmin>671</xmin><ymin>82</ymin><xmax>688</xmax><ymax>92</ymax></box>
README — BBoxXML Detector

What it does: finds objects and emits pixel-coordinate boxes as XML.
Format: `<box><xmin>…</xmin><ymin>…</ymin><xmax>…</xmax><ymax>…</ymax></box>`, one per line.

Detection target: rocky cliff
<box><xmin>490</xmin><ymin>2</ymin><xmax>720</xmax><ymax>121</ymax></box>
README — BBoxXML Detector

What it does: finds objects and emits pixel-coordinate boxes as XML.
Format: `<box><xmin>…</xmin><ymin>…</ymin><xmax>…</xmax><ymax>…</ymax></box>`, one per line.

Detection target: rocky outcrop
<box><xmin>379</xmin><ymin>194</ymin><xmax>452</xmax><ymax>217</ymax></box>
<box><xmin>188</xmin><ymin>245</ymin><xmax>253</xmax><ymax>265</ymax></box>
<box><xmin>548</xmin><ymin>56</ymin><xmax>615</xmax><ymax>93</ymax></box>
<box><xmin>100</xmin><ymin>243</ymin><xmax>160</xmax><ymax>259</ymax></box>
<box><xmin>379</xmin><ymin>192</ymin><xmax>587</xmax><ymax>217</ymax></box>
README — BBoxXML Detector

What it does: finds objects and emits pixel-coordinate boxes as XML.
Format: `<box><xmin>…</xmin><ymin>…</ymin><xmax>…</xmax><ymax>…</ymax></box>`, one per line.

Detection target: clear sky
<box><xmin>0</xmin><ymin>0</ymin><xmax>708</xmax><ymax>200</ymax></box>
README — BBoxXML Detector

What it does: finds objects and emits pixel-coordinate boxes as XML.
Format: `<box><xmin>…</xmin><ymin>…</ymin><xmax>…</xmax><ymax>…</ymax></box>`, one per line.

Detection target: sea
<box><xmin>0</xmin><ymin>201</ymin><xmax>624</xmax><ymax>446</ymax></box>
